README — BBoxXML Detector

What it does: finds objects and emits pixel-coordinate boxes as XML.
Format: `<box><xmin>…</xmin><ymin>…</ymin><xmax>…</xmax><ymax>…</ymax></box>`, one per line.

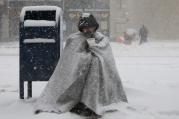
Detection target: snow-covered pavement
<box><xmin>0</xmin><ymin>41</ymin><xmax>179</xmax><ymax>119</ymax></box>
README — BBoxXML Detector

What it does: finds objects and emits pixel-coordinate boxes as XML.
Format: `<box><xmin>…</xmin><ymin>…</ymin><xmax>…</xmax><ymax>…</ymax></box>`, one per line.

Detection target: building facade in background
<box><xmin>0</xmin><ymin>0</ymin><xmax>109</xmax><ymax>41</ymax></box>
<box><xmin>0</xmin><ymin>0</ymin><xmax>179</xmax><ymax>41</ymax></box>
<box><xmin>110</xmin><ymin>0</ymin><xmax>179</xmax><ymax>40</ymax></box>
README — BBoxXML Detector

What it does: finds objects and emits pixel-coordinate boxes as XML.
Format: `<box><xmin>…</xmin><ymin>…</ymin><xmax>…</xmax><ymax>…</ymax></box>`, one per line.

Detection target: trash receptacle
<box><xmin>19</xmin><ymin>6</ymin><xmax>63</xmax><ymax>99</ymax></box>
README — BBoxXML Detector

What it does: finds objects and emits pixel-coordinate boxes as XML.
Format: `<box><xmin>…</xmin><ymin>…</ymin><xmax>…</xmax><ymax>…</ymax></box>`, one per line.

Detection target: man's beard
<box><xmin>83</xmin><ymin>31</ymin><xmax>95</xmax><ymax>38</ymax></box>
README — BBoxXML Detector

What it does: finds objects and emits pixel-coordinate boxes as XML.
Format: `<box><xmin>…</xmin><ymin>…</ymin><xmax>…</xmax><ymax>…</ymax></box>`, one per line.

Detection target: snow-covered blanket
<box><xmin>33</xmin><ymin>32</ymin><xmax>127</xmax><ymax>115</ymax></box>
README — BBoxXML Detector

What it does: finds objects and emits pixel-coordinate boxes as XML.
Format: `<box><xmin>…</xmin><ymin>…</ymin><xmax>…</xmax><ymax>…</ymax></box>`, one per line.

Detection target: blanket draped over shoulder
<box><xmin>33</xmin><ymin>32</ymin><xmax>127</xmax><ymax>115</ymax></box>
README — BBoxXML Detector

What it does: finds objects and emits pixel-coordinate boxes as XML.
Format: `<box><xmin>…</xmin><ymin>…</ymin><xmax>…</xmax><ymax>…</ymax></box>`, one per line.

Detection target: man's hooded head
<box><xmin>78</xmin><ymin>13</ymin><xmax>99</xmax><ymax>33</ymax></box>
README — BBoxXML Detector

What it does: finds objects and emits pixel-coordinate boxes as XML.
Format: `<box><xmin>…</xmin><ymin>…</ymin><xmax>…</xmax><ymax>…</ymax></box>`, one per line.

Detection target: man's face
<box><xmin>82</xmin><ymin>27</ymin><xmax>96</xmax><ymax>34</ymax></box>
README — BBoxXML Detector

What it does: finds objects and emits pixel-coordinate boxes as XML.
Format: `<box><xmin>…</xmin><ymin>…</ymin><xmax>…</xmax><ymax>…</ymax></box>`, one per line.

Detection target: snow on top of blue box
<box><xmin>20</xmin><ymin>6</ymin><xmax>63</xmax><ymax>23</ymax></box>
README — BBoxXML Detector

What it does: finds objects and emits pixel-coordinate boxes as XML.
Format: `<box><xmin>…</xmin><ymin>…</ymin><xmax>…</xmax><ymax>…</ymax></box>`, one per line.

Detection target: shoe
<box><xmin>80</xmin><ymin>107</ymin><xmax>102</xmax><ymax>118</ymax></box>
<box><xmin>34</xmin><ymin>109</ymin><xmax>42</xmax><ymax>114</ymax></box>
<box><xmin>70</xmin><ymin>102</ymin><xmax>102</xmax><ymax>118</ymax></box>
<box><xmin>70</xmin><ymin>102</ymin><xmax>85</xmax><ymax>114</ymax></box>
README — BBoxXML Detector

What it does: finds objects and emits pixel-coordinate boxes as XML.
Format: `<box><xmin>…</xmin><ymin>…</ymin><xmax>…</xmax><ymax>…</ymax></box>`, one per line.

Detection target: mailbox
<box><xmin>19</xmin><ymin>6</ymin><xmax>63</xmax><ymax>99</ymax></box>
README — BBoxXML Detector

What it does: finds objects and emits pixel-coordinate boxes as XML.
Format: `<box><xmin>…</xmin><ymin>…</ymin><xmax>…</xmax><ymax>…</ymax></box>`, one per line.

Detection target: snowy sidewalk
<box><xmin>0</xmin><ymin>41</ymin><xmax>18</xmax><ymax>55</ymax></box>
<box><xmin>0</xmin><ymin>41</ymin><xmax>179</xmax><ymax>119</ymax></box>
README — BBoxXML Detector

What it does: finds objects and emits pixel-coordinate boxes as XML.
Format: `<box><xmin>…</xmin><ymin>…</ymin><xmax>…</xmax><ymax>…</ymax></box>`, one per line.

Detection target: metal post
<box><xmin>27</xmin><ymin>81</ymin><xmax>32</xmax><ymax>98</ymax></box>
<box><xmin>19</xmin><ymin>80</ymin><xmax>24</xmax><ymax>99</ymax></box>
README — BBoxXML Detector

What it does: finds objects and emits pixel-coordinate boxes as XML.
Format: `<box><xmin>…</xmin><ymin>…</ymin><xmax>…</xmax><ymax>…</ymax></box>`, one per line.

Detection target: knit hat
<box><xmin>78</xmin><ymin>13</ymin><xmax>99</xmax><ymax>32</ymax></box>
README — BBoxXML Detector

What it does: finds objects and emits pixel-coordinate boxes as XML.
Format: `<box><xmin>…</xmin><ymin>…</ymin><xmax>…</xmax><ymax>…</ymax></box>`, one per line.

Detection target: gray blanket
<box><xmin>33</xmin><ymin>32</ymin><xmax>127</xmax><ymax>115</ymax></box>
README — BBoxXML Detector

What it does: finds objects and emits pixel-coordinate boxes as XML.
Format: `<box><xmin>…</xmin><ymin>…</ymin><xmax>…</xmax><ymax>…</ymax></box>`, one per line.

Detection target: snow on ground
<box><xmin>0</xmin><ymin>40</ymin><xmax>179</xmax><ymax>119</ymax></box>
<box><xmin>0</xmin><ymin>41</ymin><xmax>18</xmax><ymax>55</ymax></box>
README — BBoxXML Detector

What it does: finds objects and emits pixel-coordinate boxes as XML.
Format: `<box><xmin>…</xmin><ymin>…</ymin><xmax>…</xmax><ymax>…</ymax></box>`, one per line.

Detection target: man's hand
<box><xmin>87</xmin><ymin>32</ymin><xmax>109</xmax><ymax>48</ymax></box>
<box><xmin>86</xmin><ymin>38</ymin><xmax>97</xmax><ymax>47</ymax></box>
<box><xmin>94</xmin><ymin>32</ymin><xmax>104</xmax><ymax>43</ymax></box>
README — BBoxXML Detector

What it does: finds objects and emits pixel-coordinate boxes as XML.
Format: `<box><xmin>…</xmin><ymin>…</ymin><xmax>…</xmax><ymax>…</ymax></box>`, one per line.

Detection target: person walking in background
<box><xmin>139</xmin><ymin>25</ymin><xmax>148</xmax><ymax>45</ymax></box>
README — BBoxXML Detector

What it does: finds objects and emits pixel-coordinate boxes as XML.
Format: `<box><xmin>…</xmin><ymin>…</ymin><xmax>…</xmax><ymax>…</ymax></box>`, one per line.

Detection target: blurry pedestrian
<box><xmin>139</xmin><ymin>25</ymin><xmax>148</xmax><ymax>45</ymax></box>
